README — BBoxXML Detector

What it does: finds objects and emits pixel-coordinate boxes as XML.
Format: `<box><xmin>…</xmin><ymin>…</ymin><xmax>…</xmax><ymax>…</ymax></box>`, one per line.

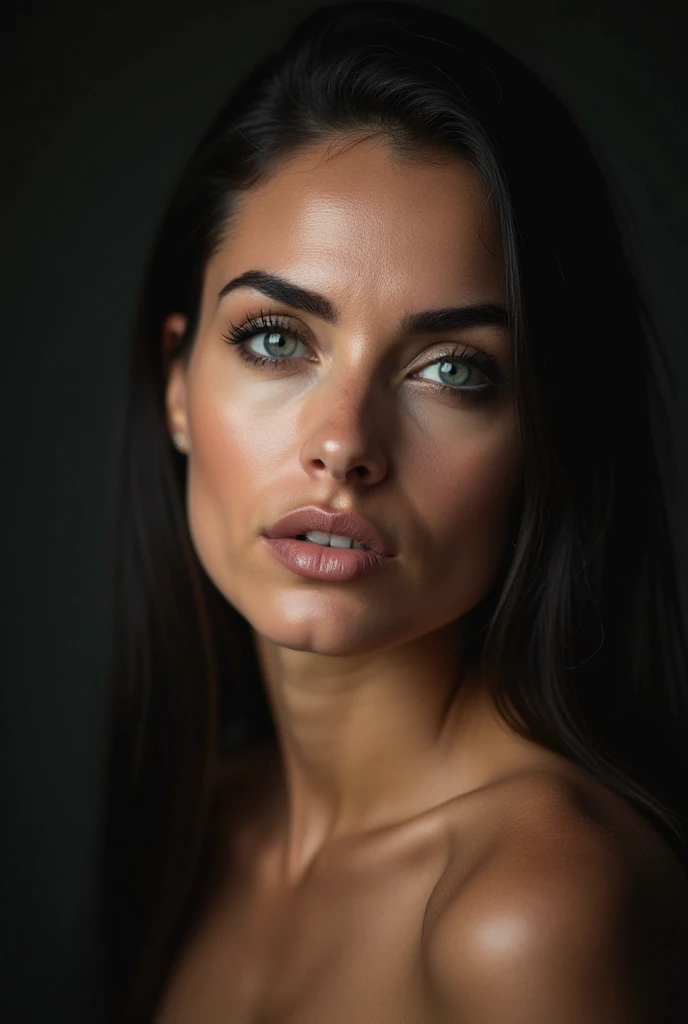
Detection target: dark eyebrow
<box><xmin>217</xmin><ymin>269</ymin><xmax>511</xmax><ymax>335</ymax></box>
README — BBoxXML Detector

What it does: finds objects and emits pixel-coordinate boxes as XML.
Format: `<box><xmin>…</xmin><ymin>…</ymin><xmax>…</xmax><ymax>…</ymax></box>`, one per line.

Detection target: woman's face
<box><xmin>164</xmin><ymin>138</ymin><xmax>523</xmax><ymax>657</ymax></box>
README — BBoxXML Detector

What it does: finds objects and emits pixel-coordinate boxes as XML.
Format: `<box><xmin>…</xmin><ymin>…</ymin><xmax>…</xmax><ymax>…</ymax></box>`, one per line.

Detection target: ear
<box><xmin>162</xmin><ymin>312</ymin><xmax>191</xmax><ymax>451</ymax></box>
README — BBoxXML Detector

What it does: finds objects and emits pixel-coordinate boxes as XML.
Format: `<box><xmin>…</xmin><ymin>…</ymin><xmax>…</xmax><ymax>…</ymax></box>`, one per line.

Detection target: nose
<box><xmin>298</xmin><ymin>383</ymin><xmax>389</xmax><ymax>485</ymax></box>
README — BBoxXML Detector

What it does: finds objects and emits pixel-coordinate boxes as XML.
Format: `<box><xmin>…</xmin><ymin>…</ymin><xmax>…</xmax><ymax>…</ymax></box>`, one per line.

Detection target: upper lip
<box><xmin>264</xmin><ymin>505</ymin><xmax>394</xmax><ymax>556</ymax></box>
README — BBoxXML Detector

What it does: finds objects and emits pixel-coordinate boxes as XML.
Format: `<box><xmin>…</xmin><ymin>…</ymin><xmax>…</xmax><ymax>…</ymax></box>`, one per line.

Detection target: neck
<box><xmin>249</xmin><ymin>622</ymin><xmax>513</xmax><ymax>883</ymax></box>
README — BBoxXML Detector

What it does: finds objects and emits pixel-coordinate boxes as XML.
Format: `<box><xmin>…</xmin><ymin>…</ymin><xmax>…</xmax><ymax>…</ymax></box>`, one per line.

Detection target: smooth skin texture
<box><xmin>158</xmin><ymin>137</ymin><xmax>688</xmax><ymax>1022</ymax></box>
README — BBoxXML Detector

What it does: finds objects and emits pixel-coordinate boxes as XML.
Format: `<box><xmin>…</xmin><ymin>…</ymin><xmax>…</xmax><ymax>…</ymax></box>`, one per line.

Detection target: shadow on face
<box><xmin>162</xmin><ymin>137</ymin><xmax>523</xmax><ymax>667</ymax></box>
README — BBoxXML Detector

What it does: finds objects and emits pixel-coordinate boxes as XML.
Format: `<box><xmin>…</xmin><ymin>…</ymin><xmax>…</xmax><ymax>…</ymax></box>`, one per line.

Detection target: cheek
<box><xmin>182</xmin><ymin>369</ymin><xmax>297</xmax><ymax>584</ymax></box>
<box><xmin>430</xmin><ymin>433</ymin><xmax>520</xmax><ymax>528</ymax></box>
<box><xmin>412</xmin><ymin>416</ymin><xmax>522</xmax><ymax>589</ymax></box>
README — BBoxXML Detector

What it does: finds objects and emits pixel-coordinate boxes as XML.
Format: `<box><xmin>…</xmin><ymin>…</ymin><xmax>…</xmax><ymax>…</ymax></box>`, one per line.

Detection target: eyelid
<box><xmin>223</xmin><ymin>308</ymin><xmax>509</xmax><ymax>382</ymax></box>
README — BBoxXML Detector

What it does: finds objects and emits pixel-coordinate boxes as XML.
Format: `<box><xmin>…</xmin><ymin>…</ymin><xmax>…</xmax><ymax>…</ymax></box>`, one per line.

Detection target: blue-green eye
<box><xmin>244</xmin><ymin>329</ymin><xmax>305</xmax><ymax>360</ymax></box>
<box><xmin>221</xmin><ymin>309</ymin><xmax>509</xmax><ymax>402</ymax></box>
<box><xmin>416</xmin><ymin>353</ymin><xmax>493</xmax><ymax>392</ymax></box>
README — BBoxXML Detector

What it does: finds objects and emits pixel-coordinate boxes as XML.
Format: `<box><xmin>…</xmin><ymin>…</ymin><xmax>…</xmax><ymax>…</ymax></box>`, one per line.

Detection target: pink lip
<box><xmin>263</xmin><ymin>505</ymin><xmax>394</xmax><ymax>557</ymax></box>
<box><xmin>262</xmin><ymin>537</ymin><xmax>392</xmax><ymax>582</ymax></box>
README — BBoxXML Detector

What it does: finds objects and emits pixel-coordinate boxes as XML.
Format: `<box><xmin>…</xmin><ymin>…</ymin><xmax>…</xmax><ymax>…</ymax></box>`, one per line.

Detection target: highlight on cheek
<box><xmin>220</xmin><ymin>308</ymin><xmax>512</xmax><ymax>404</ymax></box>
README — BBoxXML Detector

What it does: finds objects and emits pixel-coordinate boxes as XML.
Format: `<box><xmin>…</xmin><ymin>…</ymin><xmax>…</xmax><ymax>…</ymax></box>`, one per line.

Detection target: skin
<box><xmin>157</xmin><ymin>136</ymin><xmax>688</xmax><ymax>1022</ymax></box>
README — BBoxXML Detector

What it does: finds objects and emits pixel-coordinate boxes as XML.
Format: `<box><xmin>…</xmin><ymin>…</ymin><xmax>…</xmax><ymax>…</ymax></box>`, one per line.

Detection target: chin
<box><xmin>241</xmin><ymin>594</ymin><xmax>402</xmax><ymax>658</ymax></box>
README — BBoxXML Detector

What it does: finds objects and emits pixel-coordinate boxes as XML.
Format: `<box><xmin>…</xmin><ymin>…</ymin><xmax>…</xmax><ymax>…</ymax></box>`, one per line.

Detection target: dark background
<box><xmin>1</xmin><ymin>0</ymin><xmax>687</xmax><ymax>1019</ymax></box>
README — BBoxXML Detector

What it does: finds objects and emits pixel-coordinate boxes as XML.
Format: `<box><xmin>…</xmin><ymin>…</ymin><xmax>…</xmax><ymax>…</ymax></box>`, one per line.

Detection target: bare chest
<box><xmin>154</xmin><ymin>838</ymin><xmax>450</xmax><ymax>1024</ymax></box>
<box><xmin>153</xmin><ymin>759</ymin><xmax>688</xmax><ymax>1024</ymax></box>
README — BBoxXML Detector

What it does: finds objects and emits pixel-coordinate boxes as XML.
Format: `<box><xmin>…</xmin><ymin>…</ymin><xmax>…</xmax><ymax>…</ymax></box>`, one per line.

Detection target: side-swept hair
<box><xmin>101</xmin><ymin>3</ymin><xmax>688</xmax><ymax>1019</ymax></box>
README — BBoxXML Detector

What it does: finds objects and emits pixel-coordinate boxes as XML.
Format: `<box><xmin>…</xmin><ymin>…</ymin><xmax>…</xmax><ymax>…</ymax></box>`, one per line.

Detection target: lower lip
<box><xmin>262</xmin><ymin>537</ymin><xmax>392</xmax><ymax>582</ymax></box>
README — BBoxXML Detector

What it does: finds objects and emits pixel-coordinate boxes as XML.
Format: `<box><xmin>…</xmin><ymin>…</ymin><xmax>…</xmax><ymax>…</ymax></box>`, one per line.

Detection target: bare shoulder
<box><xmin>423</xmin><ymin>768</ymin><xmax>688</xmax><ymax>1024</ymax></box>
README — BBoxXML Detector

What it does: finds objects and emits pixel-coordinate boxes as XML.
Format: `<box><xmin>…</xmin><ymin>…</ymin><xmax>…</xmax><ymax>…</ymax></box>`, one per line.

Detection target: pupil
<box><xmin>442</xmin><ymin>361</ymin><xmax>469</xmax><ymax>385</ymax></box>
<box><xmin>267</xmin><ymin>332</ymin><xmax>289</xmax><ymax>353</ymax></box>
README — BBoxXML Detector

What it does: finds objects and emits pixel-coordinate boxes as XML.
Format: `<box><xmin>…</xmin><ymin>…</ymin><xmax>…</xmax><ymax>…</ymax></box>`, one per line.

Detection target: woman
<box><xmin>101</xmin><ymin>2</ymin><xmax>688</xmax><ymax>1021</ymax></box>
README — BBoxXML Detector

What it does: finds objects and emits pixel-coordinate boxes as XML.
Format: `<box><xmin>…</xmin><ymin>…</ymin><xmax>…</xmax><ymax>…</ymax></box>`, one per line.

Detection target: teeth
<box><xmin>304</xmin><ymin>530</ymin><xmax>333</xmax><ymax>546</ymax></box>
<box><xmin>302</xmin><ymin>531</ymin><xmax>368</xmax><ymax>550</ymax></box>
<box><xmin>329</xmin><ymin>534</ymin><xmax>356</xmax><ymax>549</ymax></box>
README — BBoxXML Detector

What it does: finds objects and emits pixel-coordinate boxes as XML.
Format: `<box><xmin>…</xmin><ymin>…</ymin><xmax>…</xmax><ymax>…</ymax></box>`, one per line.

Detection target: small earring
<box><xmin>172</xmin><ymin>431</ymin><xmax>187</xmax><ymax>452</ymax></box>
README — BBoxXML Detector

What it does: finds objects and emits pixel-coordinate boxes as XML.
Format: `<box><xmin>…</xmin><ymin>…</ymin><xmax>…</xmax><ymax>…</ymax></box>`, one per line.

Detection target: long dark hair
<box><xmin>100</xmin><ymin>2</ymin><xmax>688</xmax><ymax>1019</ymax></box>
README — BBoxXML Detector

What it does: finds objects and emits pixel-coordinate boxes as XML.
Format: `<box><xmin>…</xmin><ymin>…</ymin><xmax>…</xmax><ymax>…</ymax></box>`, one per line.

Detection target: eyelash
<box><xmin>220</xmin><ymin>308</ymin><xmax>509</xmax><ymax>402</ymax></box>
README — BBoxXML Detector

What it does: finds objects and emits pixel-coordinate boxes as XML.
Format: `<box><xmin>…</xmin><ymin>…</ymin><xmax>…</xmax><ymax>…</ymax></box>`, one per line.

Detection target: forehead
<box><xmin>204</xmin><ymin>138</ymin><xmax>506</xmax><ymax>320</ymax></box>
